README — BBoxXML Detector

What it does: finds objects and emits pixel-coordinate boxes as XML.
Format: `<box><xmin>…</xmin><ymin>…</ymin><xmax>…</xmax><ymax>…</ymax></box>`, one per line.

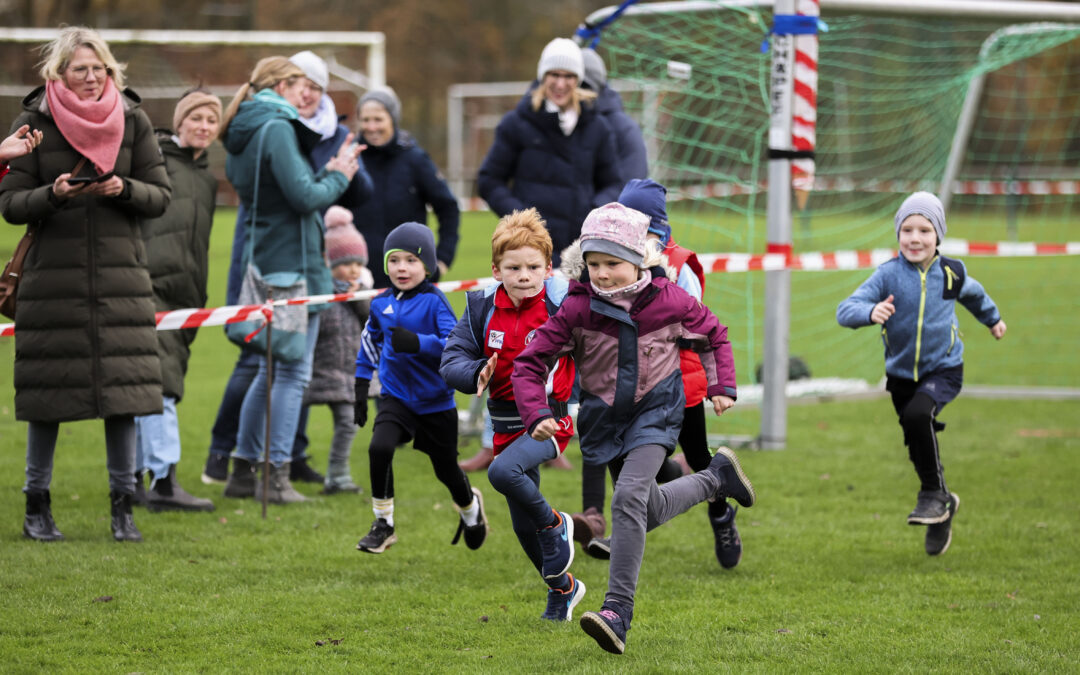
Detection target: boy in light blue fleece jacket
<box><xmin>837</xmin><ymin>192</ymin><xmax>1007</xmax><ymax>556</ymax></box>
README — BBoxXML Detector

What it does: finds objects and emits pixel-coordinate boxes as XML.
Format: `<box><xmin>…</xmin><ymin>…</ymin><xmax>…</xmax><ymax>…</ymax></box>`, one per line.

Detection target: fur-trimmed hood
<box><xmin>559</xmin><ymin>238</ymin><xmax>677</xmax><ymax>284</ymax></box>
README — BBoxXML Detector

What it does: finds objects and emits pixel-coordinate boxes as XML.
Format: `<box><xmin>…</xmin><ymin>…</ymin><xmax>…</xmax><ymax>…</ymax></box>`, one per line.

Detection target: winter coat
<box><xmin>837</xmin><ymin>254</ymin><xmax>1001</xmax><ymax>381</ymax></box>
<box><xmin>224</xmin><ymin>123</ymin><xmax>374</xmax><ymax>305</ymax></box>
<box><xmin>0</xmin><ymin>85</ymin><xmax>172</xmax><ymax>423</ymax></box>
<box><xmin>352</xmin><ymin>131</ymin><xmax>460</xmax><ymax>289</ymax></box>
<box><xmin>595</xmin><ymin>86</ymin><xmax>648</xmax><ymax>181</ymax></box>
<box><xmin>223</xmin><ymin>92</ymin><xmax>347</xmax><ymax>306</ymax></box>
<box><xmin>307</xmin><ymin>278</ymin><xmax>369</xmax><ymax>405</ymax></box>
<box><xmin>140</xmin><ymin>133</ymin><xmax>217</xmax><ymax>401</ymax></box>
<box><xmin>355</xmin><ymin>280</ymin><xmax>458</xmax><ymax>415</ymax></box>
<box><xmin>512</xmin><ymin>243</ymin><xmax>737</xmax><ymax>464</ymax></box>
<box><xmin>477</xmin><ymin>90</ymin><xmax>623</xmax><ymax>264</ymax></box>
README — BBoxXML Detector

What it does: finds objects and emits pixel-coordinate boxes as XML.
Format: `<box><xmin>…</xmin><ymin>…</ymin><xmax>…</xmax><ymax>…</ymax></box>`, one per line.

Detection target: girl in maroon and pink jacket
<box><xmin>511</xmin><ymin>202</ymin><xmax>755</xmax><ymax>654</ymax></box>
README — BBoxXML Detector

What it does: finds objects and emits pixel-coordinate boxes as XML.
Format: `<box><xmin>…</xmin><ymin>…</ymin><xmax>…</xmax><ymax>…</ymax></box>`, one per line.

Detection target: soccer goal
<box><xmin>0</xmin><ymin>28</ymin><xmax>385</xmax><ymax>204</ymax></box>
<box><xmin>570</xmin><ymin>0</ymin><xmax>1080</xmax><ymax>447</ymax></box>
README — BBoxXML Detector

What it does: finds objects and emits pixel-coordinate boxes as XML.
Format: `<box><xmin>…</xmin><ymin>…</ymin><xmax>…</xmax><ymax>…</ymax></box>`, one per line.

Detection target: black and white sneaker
<box><xmin>451</xmin><ymin>486</ymin><xmax>488</xmax><ymax>550</ymax></box>
<box><xmin>925</xmin><ymin>492</ymin><xmax>959</xmax><ymax>556</ymax></box>
<box><xmin>907</xmin><ymin>490</ymin><xmax>952</xmax><ymax>525</ymax></box>
<box><xmin>356</xmin><ymin>518</ymin><xmax>397</xmax><ymax>554</ymax></box>
<box><xmin>585</xmin><ymin>536</ymin><xmax>611</xmax><ymax>560</ymax></box>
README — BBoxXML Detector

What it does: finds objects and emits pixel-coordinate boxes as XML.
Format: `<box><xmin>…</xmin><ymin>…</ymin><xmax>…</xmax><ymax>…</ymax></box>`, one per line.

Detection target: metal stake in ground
<box><xmin>262</xmin><ymin>291</ymin><xmax>274</xmax><ymax>520</ymax></box>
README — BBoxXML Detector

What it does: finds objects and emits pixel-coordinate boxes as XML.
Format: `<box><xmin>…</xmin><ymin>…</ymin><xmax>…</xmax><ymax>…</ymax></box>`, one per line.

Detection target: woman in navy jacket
<box><xmin>478</xmin><ymin>38</ymin><xmax>623</xmax><ymax>265</ymax></box>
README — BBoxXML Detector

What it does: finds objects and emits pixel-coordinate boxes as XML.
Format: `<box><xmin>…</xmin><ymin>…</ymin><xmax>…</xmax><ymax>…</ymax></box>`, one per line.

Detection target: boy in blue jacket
<box><xmin>353</xmin><ymin>222</ymin><xmax>487</xmax><ymax>554</ymax></box>
<box><xmin>837</xmin><ymin>192</ymin><xmax>1006</xmax><ymax>556</ymax></box>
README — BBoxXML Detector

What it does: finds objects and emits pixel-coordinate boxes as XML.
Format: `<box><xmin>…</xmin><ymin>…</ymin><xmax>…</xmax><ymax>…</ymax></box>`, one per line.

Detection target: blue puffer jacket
<box><xmin>837</xmin><ymin>255</ymin><xmax>1001</xmax><ymax>381</ymax></box>
<box><xmin>355</xmin><ymin>280</ymin><xmax>458</xmax><ymax>414</ymax></box>
<box><xmin>595</xmin><ymin>86</ymin><xmax>648</xmax><ymax>181</ymax></box>
<box><xmin>352</xmin><ymin>132</ymin><xmax>460</xmax><ymax>289</ymax></box>
<box><xmin>477</xmin><ymin>89</ymin><xmax>623</xmax><ymax>264</ymax></box>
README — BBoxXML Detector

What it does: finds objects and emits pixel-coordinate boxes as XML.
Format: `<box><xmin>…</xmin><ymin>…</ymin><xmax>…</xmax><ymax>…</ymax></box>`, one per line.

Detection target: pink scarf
<box><xmin>45</xmin><ymin>78</ymin><xmax>124</xmax><ymax>174</ymax></box>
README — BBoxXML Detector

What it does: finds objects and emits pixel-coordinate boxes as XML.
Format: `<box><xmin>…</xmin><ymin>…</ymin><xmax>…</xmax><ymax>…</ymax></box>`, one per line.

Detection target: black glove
<box><xmin>390</xmin><ymin>326</ymin><xmax>420</xmax><ymax>353</ymax></box>
<box><xmin>353</xmin><ymin>378</ymin><xmax>370</xmax><ymax>427</ymax></box>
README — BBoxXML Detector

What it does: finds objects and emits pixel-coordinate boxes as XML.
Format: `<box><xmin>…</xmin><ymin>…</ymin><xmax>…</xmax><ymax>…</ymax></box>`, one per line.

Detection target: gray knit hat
<box><xmin>537</xmin><ymin>38</ymin><xmax>584</xmax><ymax>82</ymax></box>
<box><xmin>581</xmin><ymin>48</ymin><xmax>607</xmax><ymax>91</ymax></box>
<box><xmin>359</xmin><ymin>86</ymin><xmax>401</xmax><ymax>131</ymax></box>
<box><xmin>894</xmin><ymin>191</ymin><xmax>947</xmax><ymax>243</ymax></box>
<box><xmin>289</xmin><ymin>50</ymin><xmax>328</xmax><ymax>90</ymax></box>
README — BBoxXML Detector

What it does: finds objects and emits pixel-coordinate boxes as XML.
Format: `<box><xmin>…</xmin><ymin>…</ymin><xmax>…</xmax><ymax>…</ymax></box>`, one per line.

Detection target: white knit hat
<box><xmin>289</xmin><ymin>50</ymin><xmax>328</xmax><ymax>90</ymax></box>
<box><xmin>537</xmin><ymin>38</ymin><xmax>584</xmax><ymax>82</ymax></box>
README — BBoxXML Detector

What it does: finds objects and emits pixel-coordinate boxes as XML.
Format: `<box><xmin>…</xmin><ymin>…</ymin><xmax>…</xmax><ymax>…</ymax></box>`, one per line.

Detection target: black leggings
<box><xmin>890</xmin><ymin>391</ymin><xmax>947</xmax><ymax>493</ymax></box>
<box><xmin>368</xmin><ymin>421</ymin><xmax>473</xmax><ymax>507</ymax></box>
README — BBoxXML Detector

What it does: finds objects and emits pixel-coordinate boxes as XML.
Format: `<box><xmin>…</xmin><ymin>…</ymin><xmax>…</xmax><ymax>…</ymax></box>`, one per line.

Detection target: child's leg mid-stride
<box><xmin>581</xmin><ymin>444</ymin><xmax>754</xmax><ymax>654</ymax></box>
<box><xmin>489</xmin><ymin>434</ymin><xmax>583</xmax><ymax>619</ymax></box>
<box><xmin>356</xmin><ymin>417</ymin><xmax>407</xmax><ymax>554</ymax></box>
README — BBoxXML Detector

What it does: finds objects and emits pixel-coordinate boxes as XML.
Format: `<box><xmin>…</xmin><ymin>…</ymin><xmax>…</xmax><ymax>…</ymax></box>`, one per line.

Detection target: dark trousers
<box><xmin>887</xmin><ymin>365</ymin><xmax>963</xmax><ymax>493</ymax></box>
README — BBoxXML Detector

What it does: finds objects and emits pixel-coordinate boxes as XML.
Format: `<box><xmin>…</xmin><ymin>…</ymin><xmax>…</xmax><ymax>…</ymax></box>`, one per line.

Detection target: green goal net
<box><xmin>591</xmin><ymin>4</ymin><xmax>1080</xmax><ymax>438</ymax></box>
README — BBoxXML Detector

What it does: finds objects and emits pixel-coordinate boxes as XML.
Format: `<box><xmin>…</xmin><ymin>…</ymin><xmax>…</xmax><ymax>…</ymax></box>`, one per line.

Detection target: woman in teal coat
<box><xmin>219</xmin><ymin>56</ymin><xmax>362</xmax><ymax>504</ymax></box>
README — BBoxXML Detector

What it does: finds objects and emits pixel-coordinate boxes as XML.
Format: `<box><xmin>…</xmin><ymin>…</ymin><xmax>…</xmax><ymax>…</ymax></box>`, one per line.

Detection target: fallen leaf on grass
<box><xmin>234</xmin><ymin>509</ymin><xmax>244</xmax><ymax>515</ymax></box>
<box><xmin>948</xmin><ymin>604</ymin><xmax>959</xmax><ymax>609</ymax></box>
<box><xmin>1034</xmin><ymin>615</ymin><xmax>1040</xmax><ymax>621</ymax></box>
<box><xmin>777</xmin><ymin>628</ymin><xmax>790</xmax><ymax>634</ymax></box>
<box><xmin>219</xmin><ymin>517</ymin><xmax>228</xmax><ymax>524</ymax></box>
<box><xmin>819</xmin><ymin>473</ymin><xmax>830</xmax><ymax>480</ymax></box>
<box><xmin>479</xmin><ymin>615</ymin><xmax>489</xmax><ymax>623</ymax></box>
<box><xmin>71</xmin><ymin>494</ymin><xmax>79</xmax><ymax>501</ymax></box>
<box><xmin>1006</xmin><ymin>590</ymin><xmax>1018</xmax><ymax>600</ymax></box>
<box><xmin>500</xmin><ymin>605</ymin><xmax>508</xmax><ymax>612</ymax></box>
<box><xmin>188</xmin><ymin>560</ymin><xmax>198</xmax><ymax>564</ymax></box>
<box><xmin>93</xmin><ymin>596</ymin><xmax>113</xmax><ymax>603</ymax></box>
<box><xmin>1036</xmin><ymin>522</ymin><xmax>1047</xmax><ymax>529</ymax></box>
<box><xmin>315</xmin><ymin>638</ymin><xmax>344</xmax><ymax>646</ymax></box>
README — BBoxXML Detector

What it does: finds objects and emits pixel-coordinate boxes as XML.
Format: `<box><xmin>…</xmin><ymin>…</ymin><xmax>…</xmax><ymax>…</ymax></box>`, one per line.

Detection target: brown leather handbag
<box><xmin>0</xmin><ymin>226</ymin><xmax>34</xmax><ymax>319</ymax></box>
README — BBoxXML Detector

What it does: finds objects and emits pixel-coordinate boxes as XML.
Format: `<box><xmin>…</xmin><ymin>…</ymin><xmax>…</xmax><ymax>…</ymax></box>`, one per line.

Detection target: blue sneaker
<box><xmin>707</xmin><ymin>447</ymin><xmax>756</xmax><ymax>507</ymax></box>
<box><xmin>536</xmin><ymin>510</ymin><xmax>574</xmax><ymax>580</ymax></box>
<box><xmin>580</xmin><ymin>603</ymin><xmax>631</xmax><ymax>654</ymax></box>
<box><xmin>540</xmin><ymin>574</ymin><xmax>586</xmax><ymax>622</ymax></box>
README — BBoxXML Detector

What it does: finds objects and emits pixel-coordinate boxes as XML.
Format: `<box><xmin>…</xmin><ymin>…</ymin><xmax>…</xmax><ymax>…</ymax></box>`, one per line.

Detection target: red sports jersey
<box><xmin>485</xmin><ymin>284</ymin><xmax>575</xmax><ymax>454</ymax></box>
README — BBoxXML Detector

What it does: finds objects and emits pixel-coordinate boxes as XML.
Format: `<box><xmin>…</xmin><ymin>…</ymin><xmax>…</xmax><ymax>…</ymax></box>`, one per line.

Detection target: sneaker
<box><xmin>540</xmin><ymin>574</ymin><xmax>586</xmax><ymax>622</ymax></box>
<box><xmin>356</xmin><ymin>518</ymin><xmax>397</xmax><ymax>554</ymax></box>
<box><xmin>289</xmin><ymin>457</ymin><xmax>325</xmax><ymax>484</ymax></box>
<box><xmin>925</xmin><ymin>492</ymin><xmax>960</xmax><ymax>556</ymax></box>
<box><xmin>571</xmin><ymin>507</ymin><xmax>606</xmax><ymax>547</ymax></box>
<box><xmin>907</xmin><ymin>489</ymin><xmax>952</xmax><ymax>525</ymax></box>
<box><xmin>710</xmin><ymin>501</ymin><xmax>741</xmax><ymax>569</ymax></box>
<box><xmin>580</xmin><ymin>603</ymin><xmax>631</xmax><ymax>654</ymax></box>
<box><xmin>585</xmin><ymin>536</ymin><xmax>611</xmax><ymax>560</ymax></box>
<box><xmin>321</xmin><ymin>479</ymin><xmax>363</xmax><ymax>495</ymax></box>
<box><xmin>706</xmin><ymin>447</ymin><xmax>756</xmax><ymax>507</ymax></box>
<box><xmin>536</xmin><ymin>510</ymin><xmax>574</xmax><ymax>579</ymax></box>
<box><xmin>201</xmin><ymin>453</ymin><xmax>229</xmax><ymax>485</ymax></box>
<box><xmin>451</xmin><ymin>486</ymin><xmax>489</xmax><ymax>550</ymax></box>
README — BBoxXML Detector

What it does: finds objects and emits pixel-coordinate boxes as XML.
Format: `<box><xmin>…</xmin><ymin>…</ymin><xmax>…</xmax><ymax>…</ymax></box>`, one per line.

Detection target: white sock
<box><xmin>460</xmin><ymin>495</ymin><xmax>480</xmax><ymax>527</ymax></box>
<box><xmin>373</xmin><ymin>497</ymin><xmax>394</xmax><ymax>527</ymax></box>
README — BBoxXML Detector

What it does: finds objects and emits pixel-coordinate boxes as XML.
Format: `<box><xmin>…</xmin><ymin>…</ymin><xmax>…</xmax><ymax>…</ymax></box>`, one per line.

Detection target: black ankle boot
<box><xmin>110</xmin><ymin>490</ymin><xmax>143</xmax><ymax>542</ymax></box>
<box><xmin>24</xmin><ymin>489</ymin><xmax>64</xmax><ymax>542</ymax></box>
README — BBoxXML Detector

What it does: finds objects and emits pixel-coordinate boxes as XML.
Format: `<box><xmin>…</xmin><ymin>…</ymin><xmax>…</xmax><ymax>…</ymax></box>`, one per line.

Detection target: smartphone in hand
<box><xmin>67</xmin><ymin>171</ymin><xmax>115</xmax><ymax>186</ymax></box>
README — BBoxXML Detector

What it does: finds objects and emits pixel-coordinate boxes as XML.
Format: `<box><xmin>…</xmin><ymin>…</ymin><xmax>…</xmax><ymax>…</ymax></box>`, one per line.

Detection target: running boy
<box><xmin>837</xmin><ymin>191</ymin><xmax>1006</xmax><ymax>556</ymax></box>
<box><xmin>513</xmin><ymin>202</ymin><xmax>756</xmax><ymax>654</ymax></box>
<box><xmin>440</xmin><ymin>208</ymin><xmax>582</xmax><ymax>622</ymax></box>
<box><xmin>353</xmin><ymin>222</ymin><xmax>487</xmax><ymax>554</ymax></box>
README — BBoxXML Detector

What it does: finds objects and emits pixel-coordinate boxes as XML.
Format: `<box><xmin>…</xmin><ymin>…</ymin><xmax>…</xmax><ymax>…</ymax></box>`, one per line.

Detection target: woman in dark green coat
<box><xmin>134</xmin><ymin>89</ymin><xmax>222</xmax><ymax>513</ymax></box>
<box><xmin>0</xmin><ymin>27</ymin><xmax>171</xmax><ymax>543</ymax></box>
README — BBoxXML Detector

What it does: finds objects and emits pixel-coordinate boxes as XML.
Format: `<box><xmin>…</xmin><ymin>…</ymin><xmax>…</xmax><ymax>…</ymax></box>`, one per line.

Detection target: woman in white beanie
<box><xmin>478</xmin><ymin>37</ymin><xmax>623</xmax><ymax>267</ymax></box>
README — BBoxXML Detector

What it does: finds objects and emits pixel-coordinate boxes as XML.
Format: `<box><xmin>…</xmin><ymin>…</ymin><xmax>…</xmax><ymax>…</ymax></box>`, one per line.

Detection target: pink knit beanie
<box><xmin>579</xmin><ymin>202</ymin><xmax>651</xmax><ymax>267</ymax></box>
<box><xmin>324</xmin><ymin>206</ymin><xmax>368</xmax><ymax>267</ymax></box>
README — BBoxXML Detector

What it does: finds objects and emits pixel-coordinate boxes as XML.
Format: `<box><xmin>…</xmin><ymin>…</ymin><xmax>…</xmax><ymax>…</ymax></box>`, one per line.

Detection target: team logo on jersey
<box><xmin>525</xmin><ymin>329</ymin><xmax>537</xmax><ymax>345</ymax></box>
<box><xmin>488</xmin><ymin>330</ymin><xmax>504</xmax><ymax>349</ymax></box>
<box><xmin>382</xmin><ymin>304</ymin><xmax>394</xmax><ymax>315</ymax></box>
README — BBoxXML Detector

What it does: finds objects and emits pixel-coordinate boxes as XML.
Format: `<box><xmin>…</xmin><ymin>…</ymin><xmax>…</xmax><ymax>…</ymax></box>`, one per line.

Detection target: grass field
<box><xmin>1</xmin><ymin>209</ymin><xmax>1078</xmax><ymax>672</ymax></box>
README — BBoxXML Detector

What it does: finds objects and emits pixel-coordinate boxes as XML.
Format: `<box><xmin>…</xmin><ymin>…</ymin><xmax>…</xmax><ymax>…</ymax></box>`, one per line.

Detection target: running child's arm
<box><xmin>681</xmin><ymin>296</ymin><xmax>738</xmax><ymax>404</ymax></box>
<box><xmin>837</xmin><ymin>268</ymin><xmax>890</xmax><ymax>328</ymax></box>
<box><xmin>956</xmin><ymin>266</ymin><xmax>1006</xmax><ymax>339</ymax></box>
<box><xmin>439</xmin><ymin>306</ymin><xmax>487</xmax><ymax>395</ymax></box>
<box><xmin>355</xmin><ymin>313</ymin><xmax>382</xmax><ymax>381</ymax></box>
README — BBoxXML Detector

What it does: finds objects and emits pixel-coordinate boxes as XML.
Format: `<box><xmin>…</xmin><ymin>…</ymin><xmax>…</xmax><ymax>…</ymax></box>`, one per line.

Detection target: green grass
<box><xmin>1</xmin><ymin>209</ymin><xmax>1078</xmax><ymax>671</ymax></box>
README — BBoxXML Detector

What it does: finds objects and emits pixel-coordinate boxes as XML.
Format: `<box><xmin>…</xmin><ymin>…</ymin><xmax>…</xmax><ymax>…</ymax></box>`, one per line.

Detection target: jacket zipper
<box><xmin>913</xmin><ymin>256</ymin><xmax>938</xmax><ymax>382</ymax></box>
<box><xmin>87</xmin><ymin>199</ymin><xmax>102</xmax><ymax>416</ymax></box>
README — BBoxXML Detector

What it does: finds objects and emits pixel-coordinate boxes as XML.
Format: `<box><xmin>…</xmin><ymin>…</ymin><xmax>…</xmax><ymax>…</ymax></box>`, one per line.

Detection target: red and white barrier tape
<box><xmin>1</xmin><ymin>241</ymin><xmax>1077</xmax><ymax>337</ymax></box>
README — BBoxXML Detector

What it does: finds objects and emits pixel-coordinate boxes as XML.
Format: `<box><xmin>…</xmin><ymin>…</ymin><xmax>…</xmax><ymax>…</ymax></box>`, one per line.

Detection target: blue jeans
<box><xmin>135</xmin><ymin>396</ymin><xmax>181</xmax><ymax>481</ymax></box>
<box><xmin>208</xmin><ymin>349</ymin><xmax>260</xmax><ymax>458</ymax></box>
<box><xmin>235</xmin><ymin>314</ymin><xmax>320</xmax><ymax>466</ymax></box>
<box><xmin>487</xmin><ymin>434</ymin><xmax>559</xmax><ymax>577</ymax></box>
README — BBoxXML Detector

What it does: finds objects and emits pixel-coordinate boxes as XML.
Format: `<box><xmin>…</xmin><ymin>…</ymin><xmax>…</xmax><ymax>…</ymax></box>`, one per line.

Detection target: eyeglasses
<box><xmin>67</xmin><ymin>65</ymin><xmax>109</xmax><ymax>81</ymax></box>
